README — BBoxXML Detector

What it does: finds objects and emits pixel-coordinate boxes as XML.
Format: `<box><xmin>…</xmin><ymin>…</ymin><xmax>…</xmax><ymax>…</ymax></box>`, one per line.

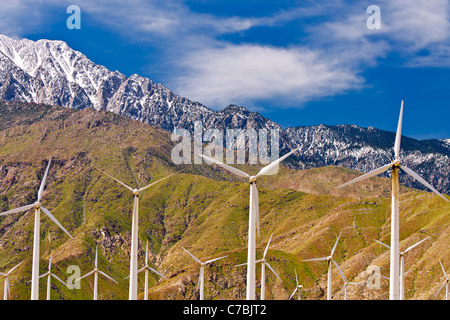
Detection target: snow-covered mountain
<box><xmin>0</xmin><ymin>34</ymin><xmax>449</xmax><ymax>194</ymax></box>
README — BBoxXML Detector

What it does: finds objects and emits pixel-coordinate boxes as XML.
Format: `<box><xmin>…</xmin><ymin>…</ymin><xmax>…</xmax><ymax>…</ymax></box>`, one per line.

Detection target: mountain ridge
<box><xmin>0</xmin><ymin>34</ymin><xmax>449</xmax><ymax>194</ymax></box>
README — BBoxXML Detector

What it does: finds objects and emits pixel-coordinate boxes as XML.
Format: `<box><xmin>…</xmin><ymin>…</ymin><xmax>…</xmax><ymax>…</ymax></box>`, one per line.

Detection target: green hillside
<box><xmin>0</xmin><ymin>101</ymin><xmax>448</xmax><ymax>300</ymax></box>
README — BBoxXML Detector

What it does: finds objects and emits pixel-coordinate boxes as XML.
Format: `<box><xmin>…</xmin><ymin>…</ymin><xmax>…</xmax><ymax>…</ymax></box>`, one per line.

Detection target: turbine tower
<box><xmin>126</xmin><ymin>241</ymin><xmax>168</xmax><ymax>300</ymax></box>
<box><xmin>200</xmin><ymin>146</ymin><xmax>299</xmax><ymax>299</ymax></box>
<box><xmin>375</xmin><ymin>237</ymin><xmax>429</xmax><ymax>300</ymax></box>
<box><xmin>337</xmin><ymin>101</ymin><xmax>448</xmax><ymax>300</ymax></box>
<box><xmin>182</xmin><ymin>247</ymin><xmax>227</xmax><ymax>300</ymax></box>
<box><xmin>302</xmin><ymin>232</ymin><xmax>341</xmax><ymax>300</ymax></box>
<box><xmin>434</xmin><ymin>260</ymin><xmax>449</xmax><ymax>300</ymax></box>
<box><xmin>289</xmin><ymin>269</ymin><xmax>303</xmax><ymax>300</ymax></box>
<box><xmin>332</xmin><ymin>260</ymin><xmax>364</xmax><ymax>300</ymax></box>
<box><xmin>37</xmin><ymin>251</ymin><xmax>67</xmax><ymax>300</ymax></box>
<box><xmin>97</xmin><ymin>168</ymin><xmax>179</xmax><ymax>300</ymax></box>
<box><xmin>1</xmin><ymin>261</ymin><xmax>24</xmax><ymax>300</ymax></box>
<box><xmin>0</xmin><ymin>158</ymin><xmax>73</xmax><ymax>300</ymax></box>
<box><xmin>75</xmin><ymin>245</ymin><xmax>117</xmax><ymax>300</ymax></box>
<box><xmin>236</xmin><ymin>233</ymin><xmax>282</xmax><ymax>300</ymax></box>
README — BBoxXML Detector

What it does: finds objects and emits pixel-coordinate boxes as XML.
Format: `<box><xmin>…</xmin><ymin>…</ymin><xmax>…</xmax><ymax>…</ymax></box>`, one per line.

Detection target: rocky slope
<box><xmin>0</xmin><ymin>34</ymin><xmax>448</xmax><ymax>194</ymax></box>
<box><xmin>0</xmin><ymin>101</ymin><xmax>449</xmax><ymax>301</ymax></box>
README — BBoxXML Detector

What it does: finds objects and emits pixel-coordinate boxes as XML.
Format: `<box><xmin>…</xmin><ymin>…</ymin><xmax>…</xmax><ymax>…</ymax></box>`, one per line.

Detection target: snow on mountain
<box><xmin>0</xmin><ymin>34</ymin><xmax>449</xmax><ymax>194</ymax></box>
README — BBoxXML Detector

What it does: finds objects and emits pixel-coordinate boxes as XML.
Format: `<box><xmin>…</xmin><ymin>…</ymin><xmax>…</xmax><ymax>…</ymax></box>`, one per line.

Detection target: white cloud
<box><xmin>170</xmin><ymin>44</ymin><xmax>364</xmax><ymax>108</ymax></box>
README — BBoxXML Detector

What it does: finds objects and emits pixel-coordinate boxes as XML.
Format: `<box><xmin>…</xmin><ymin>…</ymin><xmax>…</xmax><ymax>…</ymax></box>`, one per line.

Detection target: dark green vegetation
<box><xmin>0</xmin><ymin>100</ymin><xmax>449</xmax><ymax>300</ymax></box>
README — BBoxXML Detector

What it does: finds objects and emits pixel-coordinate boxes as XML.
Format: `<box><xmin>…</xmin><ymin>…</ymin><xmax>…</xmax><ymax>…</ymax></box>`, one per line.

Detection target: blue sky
<box><xmin>0</xmin><ymin>0</ymin><xmax>449</xmax><ymax>139</ymax></box>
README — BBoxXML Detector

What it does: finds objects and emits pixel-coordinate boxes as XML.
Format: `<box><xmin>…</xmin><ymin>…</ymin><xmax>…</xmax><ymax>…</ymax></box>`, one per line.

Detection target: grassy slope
<box><xmin>0</xmin><ymin>101</ymin><xmax>449</xmax><ymax>300</ymax></box>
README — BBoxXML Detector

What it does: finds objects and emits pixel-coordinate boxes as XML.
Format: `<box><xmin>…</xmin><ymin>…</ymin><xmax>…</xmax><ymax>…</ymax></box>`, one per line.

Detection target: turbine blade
<box><xmin>235</xmin><ymin>262</ymin><xmax>248</xmax><ymax>267</ymax></box>
<box><xmin>439</xmin><ymin>260</ymin><xmax>447</xmax><ymax>278</ymax></box>
<box><xmin>75</xmin><ymin>270</ymin><xmax>95</xmax><ymax>282</ymax></box>
<box><xmin>399</xmin><ymin>165</ymin><xmax>449</xmax><ymax>202</ymax></box>
<box><xmin>289</xmin><ymin>287</ymin><xmax>298</xmax><ymax>300</ymax></box>
<box><xmin>48</xmin><ymin>250</ymin><xmax>53</xmax><ymax>271</ymax></box>
<box><xmin>149</xmin><ymin>267</ymin><xmax>168</xmax><ymax>280</ymax></box>
<box><xmin>51</xmin><ymin>274</ymin><xmax>67</xmax><ymax>287</ymax></box>
<box><xmin>302</xmin><ymin>256</ymin><xmax>329</xmax><ymax>262</ymax></box>
<box><xmin>330</xmin><ymin>232</ymin><xmax>342</xmax><ymax>257</ymax></box>
<box><xmin>336</xmin><ymin>163</ymin><xmax>392</xmax><ymax>189</ymax></box>
<box><xmin>256</xmin><ymin>146</ymin><xmax>300</xmax><ymax>177</ymax></box>
<box><xmin>98</xmin><ymin>270</ymin><xmax>118</xmax><ymax>283</ymax></box>
<box><xmin>138</xmin><ymin>171</ymin><xmax>182</xmax><ymax>193</ymax></box>
<box><xmin>145</xmin><ymin>241</ymin><xmax>149</xmax><ymax>266</ymax></box>
<box><xmin>332</xmin><ymin>260</ymin><xmax>347</xmax><ymax>283</ymax></box>
<box><xmin>137</xmin><ymin>267</ymin><xmax>146</xmax><ymax>274</ymax></box>
<box><xmin>295</xmin><ymin>269</ymin><xmax>299</xmax><ymax>286</ymax></box>
<box><xmin>6</xmin><ymin>261</ymin><xmax>24</xmax><ymax>275</ymax></box>
<box><xmin>197</xmin><ymin>267</ymin><xmax>204</xmax><ymax>291</ymax></box>
<box><xmin>403</xmin><ymin>237</ymin><xmax>429</xmax><ymax>254</ymax></box>
<box><xmin>38</xmin><ymin>272</ymin><xmax>49</xmax><ymax>279</ymax></box>
<box><xmin>182</xmin><ymin>247</ymin><xmax>202</xmax><ymax>264</ymax></box>
<box><xmin>41</xmin><ymin>206</ymin><xmax>73</xmax><ymax>239</ymax></box>
<box><xmin>38</xmin><ymin>158</ymin><xmax>52</xmax><ymax>202</ymax></box>
<box><xmin>96</xmin><ymin>167</ymin><xmax>134</xmax><ymax>192</ymax></box>
<box><xmin>263</xmin><ymin>233</ymin><xmax>274</xmax><ymax>259</ymax></box>
<box><xmin>265</xmin><ymin>262</ymin><xmax>281</xmax><ymax>281</ymax></box>
<box><xmin>95</xmin><ymin>245</ymin><xmax>98</xmax><ymax>269</ymax></box>
<box><xmin>200</xmin><ymin>154</ymin><xmax>250</xmax><ymax>178</ymax></box>
<box><xmin>336</xmin><ymin>284</ymin><xmax>346</xmax><ymax>300</ymax></box>
<box><xmin>374</xmin><ymin>239</ymin><xmax>391</xmax><ymax>250</ymax></box>
<box><xmin>0</xmin><ymin>203</ymin><xmax>34</xmax><ymax>216</ymax></box>
<box><xmin>434</xmin><ymin>280</ymin><xmax>447</xmax><ymax>296</ymax></box>
<box><xmin>205</xmin><ymin>255</ymin><xmax>228</xmax><ymax>265</ymax></box>
<box><xmin>251</xmin><ymin>183</ymin><xmax>260</xmax><ymax>237</ymax></box>
<box><xmin>394</xmin><ymin>100</ymin><xmax>404</xmax><ymax>159</ymax></box>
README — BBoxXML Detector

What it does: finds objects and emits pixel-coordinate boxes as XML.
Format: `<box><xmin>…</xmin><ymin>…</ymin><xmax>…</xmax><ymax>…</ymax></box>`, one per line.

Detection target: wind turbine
<box><xmin>289</xmin><ymin>269</ymin><xmax>303</xmax><ymax>300</ymax></box>
<box><xmin>36</xmin><ymin>251</ymin><xmax>67</xmax><ymax>300</ymax></box>
<box><xmin>236</xmin><ymin>233</ymin><xmax>281</xmax><ymax>300</ymax></box>
<box><xmin>182</xmin><ymin>247</ymin><xmax>227</xmax><ymax>300</ymax></box>
<box><xmin>75</xmin><ymin>245</ymin><xmax>117</xmax><ymax>300</ymax></box>
<box><xmin>126</xmin><ymin>241</ymin><xmax>168</xmax><ymax>300</ymax></box>
<box><xmin>200</xmin><ymin>146</ymin><xmax>299</xmax><ymax>299</ymax></box>
<box><xmin>1</xmin><ymin>261</ymin><xmax>24</xmax><ymax>300</ymax></box>
<box><xmin>434</xmin><ymin>260</ymin><xmax>449</xmax><ymax>300</ymax></box>
<box><xmin>97</xmin><ymin>168</ymin><xmax>180</xmax><ymax>300</ymax></box>
<box><xmin>0</xmin><ymin>158</ymin><xmax>73</xmax><ymax>300</ymax></box>
<box><xmin>375</xmin><ymin>236</ymin><xmax>429</xmax><ymax>300</ymax></box>
<box><xmin>337</xmin><ymin>101</ymin><xmax>448</xmax><ymax>300</ymax></box>
<box><xmin>302</xmin><ymin>232</ymin><xmax>341</xmax><ymax>300</ymax></box>
<box><xmin>332</xmin><ymin>260</ymin><xmax>364</xmax><ymax>300</ymax></box>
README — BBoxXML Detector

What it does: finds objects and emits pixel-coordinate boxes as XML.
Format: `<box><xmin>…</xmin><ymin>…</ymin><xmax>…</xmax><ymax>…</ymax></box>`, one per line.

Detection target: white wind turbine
<box><xmin>182</xmin><ymin>247</ymin><xmax>227</xmax><ymax>300</ymax></box>
<box><xmin>434</xmin><ymin>260</ymin><xmax>449</xmax><ymax>300</ymax></box>
<box><xmin>0</xmin><ymin>158</ymin><xmax>73</xmax><ymax>300</ymax></box>
<box><xmin>375</xmin><ymin>237</ymin><xmax>429</xmax><ymax>300</ymax></box>
<box><xmin>126</xmin><ymin>241</ymin><xmax>168</xmax><ymax>300</ymax></box>
<box><xmin>289</xmin><ymin>269</ymin><xmax>303</xmax><ymax>300</ymax></box>
<box><xmin>200</xmin><ymin>146</ymin><xmax>300</xmax><ymax>299</ymax></box>
<box><xmin>1</xmin><ymin>261</ymin><xmax>24</xmax><ymax>300</ymax></box>
<box><xmin>332</xmin><ymin>260</ymin><xmax>364</xmax><ymax>300</ymax></box>
<box><xmin>302</xmin><ymin>232</ymin><xmax>341</xmax><ymax>300</ymax></box>
<box><xmin>75</xmin><ymin>245</ymin><xmax>117</xmax><ymax>300</ymax></box>
<box><xmin>337</xmin><ymin>101</ymin><xmax>448</xmax><ymax>300</ymax></box>
<box><xmin>36</xmin><ymin>250</ymin><xmax>67</xmax><ymax>300</ymax></box>
<box><xmin>97</xmin><ymin>168</ymin><xmax>180</xmax><ymax>300</ymax></box>
<box><xmin>236</xmin><ymin>233</ymin><xmax>282</xmax><ymax>300</ymax></box>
